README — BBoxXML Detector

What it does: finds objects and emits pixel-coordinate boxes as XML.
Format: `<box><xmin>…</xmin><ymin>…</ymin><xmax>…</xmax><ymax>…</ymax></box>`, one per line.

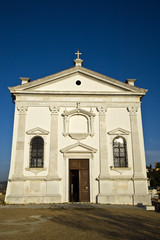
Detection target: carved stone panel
<box><xmin>62</xmin><ymin>103</ymin><xmax>95</xmax><ymax>140</ymax></box>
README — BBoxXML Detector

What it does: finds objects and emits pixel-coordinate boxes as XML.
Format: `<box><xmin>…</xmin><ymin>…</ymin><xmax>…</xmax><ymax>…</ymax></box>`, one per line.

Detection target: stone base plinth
<box><xmin>5</xmin><ymin>194</ymin><xmax>62</xmax><ymax>204</ymax></box>
<box><xmin>5</xmin><ymin>179</ymin><xmax>62</xmax><ymax>204</ymax></box>
<box><xmin>97</xmin><ymin>194</ymin><xmax>133</xmax><ymax>205</ymax></box>
<box><xmin>133</xmin><ymin>194</ymin><xmax>151</xmax><ymax>205</ymax></box>
<box><xmin>97</xmin><ymin>194</ymin><xmax>152</xmax><ymax>205</ymax></box>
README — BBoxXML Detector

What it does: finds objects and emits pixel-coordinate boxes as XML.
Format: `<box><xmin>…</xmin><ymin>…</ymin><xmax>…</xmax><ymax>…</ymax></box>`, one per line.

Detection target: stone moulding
<box><xmin>25</xmin><ymin>167</ymin><xmax>47</xmax><ymax>175</ymax></box>
<box><xmin>60</xmin><ymin>141</ymin><xmax>97</xmax><ymax>154</ymax></box>
<box><xmin>9</xmin><ymin>176</ymin><xmax>61</xmax><ymax>181</ymax></box>
<box><xmin>68</xmin><ymin>133</ymin><xmax>89</xmax><ymax>140</ymax></box>
<box><xmin>26</xmin><ymin>127</ymin><xmax>49</xmax><ymax>135</ymax></box>
<box><xmin>108</xmin><ymin>127</ymin><xmax>130</xmax><ymax>135</ymax></box>
<box><xmin>110</xmin><ymin>166</ymin><xmax>132</xmax><ymax>175</ymax></box>
<box><xmin>98</xmin><ymin>176</ymin><xmax>133</xmax><ymax>181</ymax></box>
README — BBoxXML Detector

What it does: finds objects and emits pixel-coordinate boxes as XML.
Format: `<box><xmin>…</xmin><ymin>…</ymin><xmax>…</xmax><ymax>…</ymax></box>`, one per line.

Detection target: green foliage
<box><xmin>147</xmin><ymin>168</ymin><xmax>160</xmax><ymax>188</ymax></box>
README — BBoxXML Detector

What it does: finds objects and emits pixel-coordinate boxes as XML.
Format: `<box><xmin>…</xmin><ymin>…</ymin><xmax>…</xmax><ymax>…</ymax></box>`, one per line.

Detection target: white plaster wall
<box><xmin>106</xmin><ymin>108</ymin><xmax>133</xmax><ymax>176</ymax></box>
<box><xmin>24</xmin><ymin>107</ymin><xmax>51</xmax><ymax>177</ymax></box>
<box><xmin>26</xmin><ymin>107</ymin><xmax>50</xmax><ymax>131</ymax></box>
<box><xmin>107</xmin><ymin>108</ymin><xmax>130</xmax><ymax>132</ymax></box>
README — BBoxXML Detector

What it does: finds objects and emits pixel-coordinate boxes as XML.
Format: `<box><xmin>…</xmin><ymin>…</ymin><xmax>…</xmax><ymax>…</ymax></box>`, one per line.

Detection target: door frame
<box><xmin>60</xmin><ymin>142</ymin><xmax>97</xmax><ymax>203</ymax></box>
<box><xmin>69</xmin><ymin>159</ymin><xmax>90</xmax><ymax>202</ymax></box>
<box><xmin>64</xmin><ymin>155</ymin><xmax>92</xmax><ymax>203</ymax></box>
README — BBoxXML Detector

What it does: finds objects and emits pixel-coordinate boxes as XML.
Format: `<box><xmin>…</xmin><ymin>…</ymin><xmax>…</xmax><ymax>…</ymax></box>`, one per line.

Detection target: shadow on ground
<box><xmin>0</xmin><ymin>207</ymin><xmax>160</xmax><ymax>240</ymax></box>
<box><xmin>47</xmin><ymin>208</ymin><xmax>160</xmax><ymax>240</ymax></box>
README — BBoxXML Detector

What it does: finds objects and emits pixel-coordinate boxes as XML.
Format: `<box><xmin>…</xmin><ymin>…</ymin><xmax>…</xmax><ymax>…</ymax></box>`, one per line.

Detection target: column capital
<box><xmin>17</xmin><ymin>106</ymin><xmax>28</xmax><ymax>114</ymax></box>
<box><xmin>96</xmin><ymin>107</ymin><xmax>107</xmax><ymax>115</ymax></box>
<box><xmin>49</xmin><ymin>106</ymin><xmax>60</xmax><ymax>114</ymax></box>
<box><xmin>127</xmin><ymin>106</ymin><xmax>138</xmax><ymax>116</ymax></box>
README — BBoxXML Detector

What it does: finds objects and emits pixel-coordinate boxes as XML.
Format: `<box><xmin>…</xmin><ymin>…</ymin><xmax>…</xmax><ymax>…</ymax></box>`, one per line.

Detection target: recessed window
<box><xmin>113</xmin><ymin>136</ymin><xmax>128</xmax><ymax>168</ymax></box>
<box><xmin>76</xmin><ymin>80</ymin><xmax>81</xmax><ymax>85</ymax></box>
<box><xmin>30</xmin><ymin>136</ymin><xmax>44</xmax><ymax>168</ymax></box>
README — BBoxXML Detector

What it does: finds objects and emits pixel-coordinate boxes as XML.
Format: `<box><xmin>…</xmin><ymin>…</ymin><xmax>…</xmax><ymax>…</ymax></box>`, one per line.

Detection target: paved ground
<box><xmin>0</xmin><ymin>202</ymin><xmax>160</xmax><ymax>240</ymax></box>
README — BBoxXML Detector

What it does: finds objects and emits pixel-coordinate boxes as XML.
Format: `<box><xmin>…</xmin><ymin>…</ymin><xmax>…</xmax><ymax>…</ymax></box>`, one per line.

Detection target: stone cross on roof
<box><xmin>74</xmin><ymin>49</ymin><xmax>83</xmax><ymax>67</ymax></box>
<box><xmin>75</xmin><ymin>49</ymin><xmax>82</xmax><ymax>60</ymax></box>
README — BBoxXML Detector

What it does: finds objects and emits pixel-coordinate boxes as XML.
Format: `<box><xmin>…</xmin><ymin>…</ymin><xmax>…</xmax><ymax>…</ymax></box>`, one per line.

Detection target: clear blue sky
<box><xmin>0</xmin><ymin>0</ymin><xmax>160</xmax><ymax>180</ymax></box>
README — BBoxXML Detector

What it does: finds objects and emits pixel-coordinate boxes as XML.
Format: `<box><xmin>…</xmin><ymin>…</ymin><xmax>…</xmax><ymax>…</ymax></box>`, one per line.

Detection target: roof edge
<box><xmin>8</xmin><ymin>66</ymin><xmax>148</xmax><ymax>94</ymax></box>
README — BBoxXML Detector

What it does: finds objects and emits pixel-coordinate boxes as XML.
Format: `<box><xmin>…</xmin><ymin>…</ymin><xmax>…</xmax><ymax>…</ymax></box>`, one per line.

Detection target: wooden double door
<box><xmin>69</xmin><ymin>159</ymin><xmax>90</xmax><ymax>202</ymax></box>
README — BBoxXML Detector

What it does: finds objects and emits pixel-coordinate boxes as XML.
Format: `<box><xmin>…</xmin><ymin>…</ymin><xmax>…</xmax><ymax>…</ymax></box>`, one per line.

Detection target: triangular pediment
<box><xmin>9</xmin><ymin>66</ymin><xmax>147</xmax><ymax>96</ymax></box>
<box><xmin>108</xmin><ymin>128</ymin><xmax>130</xmax><ymax>135</ymax></box>
<box><xmin>26</xmin><ymin>127</ymin><xmax>49</xmax><ymax>135</ymax></box>
<box><xmin>60</xmin><ymin>142</ymin><xmax>97</xmax><ymax>153</ymax></box>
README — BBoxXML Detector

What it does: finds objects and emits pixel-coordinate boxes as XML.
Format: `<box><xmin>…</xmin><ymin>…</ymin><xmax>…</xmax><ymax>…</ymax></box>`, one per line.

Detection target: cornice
<box><xmin>8</xmin><ymin>66</ymin><xmax>147</xmax><ymax>95</ymax></box>
<box><xmin>9</xmin><ymin>91</ymin><xmax>147</xmax><ymax>97</ymax></box>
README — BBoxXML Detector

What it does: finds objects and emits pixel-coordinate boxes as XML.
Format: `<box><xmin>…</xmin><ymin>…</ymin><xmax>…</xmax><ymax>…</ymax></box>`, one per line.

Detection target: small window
<box><xmin>76</xmin><ymin>80</ymin><xmax>81</xmax><ymax>85</ymax></box>
<box><xmin>113</xmin><ymin>136</ymin><xmax>128</xmax><ymax>168</ymax></box>
<box><xmin>30</xmin><ymin>136</ymin><xmax>44</xmax><ymax>168</ymax></box>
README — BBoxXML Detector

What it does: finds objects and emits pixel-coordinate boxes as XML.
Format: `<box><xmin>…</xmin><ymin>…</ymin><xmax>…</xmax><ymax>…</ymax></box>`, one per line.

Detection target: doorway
<box><xmin>69</xmin><ymin>159</ymin><xmax>90</xmax><ymax>202</ymax></box>
<box><xmin>70</xmin><ymin>170</ymin><xmax>79</xmax><ymax>202</ymax></box>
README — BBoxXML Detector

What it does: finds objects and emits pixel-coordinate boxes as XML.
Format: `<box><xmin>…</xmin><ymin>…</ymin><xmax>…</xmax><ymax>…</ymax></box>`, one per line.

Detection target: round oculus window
<box><xmin>76</xmin><ymin>80</ymin><xmax>81</xmax><ymax>85</ymax></box>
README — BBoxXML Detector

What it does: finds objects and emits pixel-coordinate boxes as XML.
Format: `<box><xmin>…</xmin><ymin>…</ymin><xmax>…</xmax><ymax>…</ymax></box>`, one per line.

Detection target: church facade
<box><xmin>5</xmin><ymin>52</ymin><xmax>151</xmax><ymax>205</ymax></box>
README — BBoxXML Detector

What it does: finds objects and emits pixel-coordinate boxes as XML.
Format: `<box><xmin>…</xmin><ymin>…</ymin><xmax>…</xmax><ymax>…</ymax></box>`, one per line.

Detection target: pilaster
<box><xmin>47</xmin><ymin>106</ymin><xmax>60</xmax><ymax>179</ymax></box>
<box><xmin>13</xmin><ymin>106</ymin><xmax>28</xmax><ymax>179</ymax></box>
<box><xmin>97</xmin><ymin>107</ymin><xmax>109</xmax><ymax>178</ymax></box>
<box><xmin>127</xmin><ymin>107</ymin><xmax>144</xmax><ymax>178</ymax></box>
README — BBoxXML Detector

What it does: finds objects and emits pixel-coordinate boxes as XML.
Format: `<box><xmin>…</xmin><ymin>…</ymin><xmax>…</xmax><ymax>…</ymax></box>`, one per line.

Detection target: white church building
<box><xmin>5</xmin><ymin>51</ymin><xmax>151</xmax><ymax>205</ymax></box>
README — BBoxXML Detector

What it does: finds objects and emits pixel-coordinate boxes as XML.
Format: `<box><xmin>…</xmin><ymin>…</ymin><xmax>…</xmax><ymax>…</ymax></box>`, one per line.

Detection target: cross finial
<box><xmin>75</xmin><ymin>49</ymin><xmax>82</xmax><ymax>60</ymax></box>
<box><xmin>74</xmin><ymin>49</ymin><xmax>83</xmax><ymax>66</ymax></box>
